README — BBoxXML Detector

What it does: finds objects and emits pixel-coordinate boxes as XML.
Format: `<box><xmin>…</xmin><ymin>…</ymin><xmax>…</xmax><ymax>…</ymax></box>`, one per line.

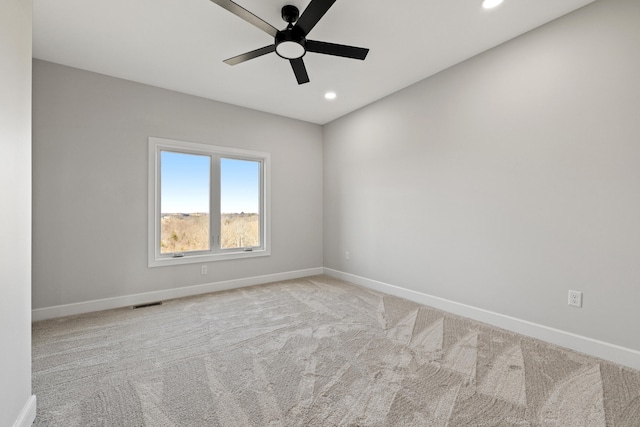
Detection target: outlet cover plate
<box><xmin>568</xmin><ymin>290</ymin><xmax>583</xmax><ymax>307</ymax></box>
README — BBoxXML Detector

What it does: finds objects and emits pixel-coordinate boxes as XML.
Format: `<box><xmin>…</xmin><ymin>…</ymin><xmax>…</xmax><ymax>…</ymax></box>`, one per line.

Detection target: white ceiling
<box><xmin>33</xmin><ymin>0</ymin><xmax>596</xmax><ymax>124</ymax></box>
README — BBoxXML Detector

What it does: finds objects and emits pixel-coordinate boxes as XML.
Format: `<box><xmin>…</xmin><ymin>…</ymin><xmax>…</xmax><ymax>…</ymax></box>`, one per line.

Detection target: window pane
<box><xmin>220</xmin><ymin>158</ymin><xmax>260</xmax><ymax>249</ymax></box>
<box><xmin>160</xmin><ymin>151</ymin><xmax>210</xmax><ymax>254</ymax></box>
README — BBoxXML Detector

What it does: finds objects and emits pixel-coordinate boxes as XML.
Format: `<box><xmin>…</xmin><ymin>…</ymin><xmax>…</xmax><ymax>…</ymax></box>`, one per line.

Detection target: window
<box><xmin>148</xmin><ymin>137</ymin><xmax>270</xmax><ymax>267</ymax></box>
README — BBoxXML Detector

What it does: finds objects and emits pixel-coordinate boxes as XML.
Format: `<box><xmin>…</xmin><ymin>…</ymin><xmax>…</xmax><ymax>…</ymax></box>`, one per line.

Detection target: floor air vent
<box><xmin>133</xmin><ymin>301</ymin><xmax>163</xmax><ymax>309</ymax></box>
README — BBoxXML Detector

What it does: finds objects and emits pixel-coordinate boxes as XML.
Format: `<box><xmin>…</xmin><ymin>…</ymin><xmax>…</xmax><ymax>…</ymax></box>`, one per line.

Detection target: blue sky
<box><xmin>161</xmin><ymin>152</ymin><xmax>259</xmax><ymax>214</ymax></box>
<box><xmin>220</xmin><ymin>157</ymin><xmax>260</xmax><ymax>214</ymax></box>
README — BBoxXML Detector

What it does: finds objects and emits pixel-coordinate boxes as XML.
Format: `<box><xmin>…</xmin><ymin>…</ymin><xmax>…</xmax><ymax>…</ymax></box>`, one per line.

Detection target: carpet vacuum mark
<box><xmin>32</xmin><ymin>276</ymin><xmax>640</xmax><ymax>426</ymax></box>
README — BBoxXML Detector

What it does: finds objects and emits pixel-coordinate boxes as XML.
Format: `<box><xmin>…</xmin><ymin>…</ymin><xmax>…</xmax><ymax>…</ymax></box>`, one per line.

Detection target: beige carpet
<box><xmin>32</xmin><ymin>275</ymin><xmax>640</xmax><ymax>426</ymax></box>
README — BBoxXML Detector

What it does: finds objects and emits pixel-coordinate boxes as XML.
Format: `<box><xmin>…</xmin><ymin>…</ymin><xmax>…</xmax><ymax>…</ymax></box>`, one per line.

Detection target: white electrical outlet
<box><xmin>345</xmin><ymin>251</ymin><xmax>350</xmax><ymax>260</ymax></box>
<box><xmin>201</xmin><ymin>265</ymin><xmax>207</xmax><ymax>275</ymax></box>
<box><xmin>568</xmin><ymin>290</ymin><xmax>582</xmax><ymax>307</ymax></box>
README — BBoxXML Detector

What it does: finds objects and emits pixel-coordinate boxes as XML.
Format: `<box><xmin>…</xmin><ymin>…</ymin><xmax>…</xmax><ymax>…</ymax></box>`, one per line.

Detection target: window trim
<box><xmin>148</xmin><ymin>137</ymin><xmax>271</xmax><ymax>267</ymax></box>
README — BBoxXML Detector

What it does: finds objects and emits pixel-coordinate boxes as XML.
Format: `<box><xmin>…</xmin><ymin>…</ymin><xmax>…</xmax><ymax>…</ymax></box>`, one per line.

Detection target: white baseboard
<box><xmin>32</xmin><ymin>267</ymin><xmax>324</xmax><ymax>322</ymax></box>
<box><xmin>324</xmin><ymin>268</ymin><xmax>640</xmax><ymax>371</ymax></box>
<box><xmin>12</xmin><ymin>395</ymin><xmax>36</xmax><ymax>427</ymax></box>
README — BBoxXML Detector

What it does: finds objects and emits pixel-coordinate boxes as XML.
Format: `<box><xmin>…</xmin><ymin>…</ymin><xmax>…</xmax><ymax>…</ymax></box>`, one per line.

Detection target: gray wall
<box><xmin>0</xmin><ymin>0</ymin><xmax>33</xmax><ymax>424</ymax></box>
<box><xmin>324</xmin><ymin>0</ymin><xmax>640</xmax><ymax>352</ymax></box>
<box><xmin>32</xmin><ymin>60</ymin><xmax>323</xmax><ymax>309</ymax></box>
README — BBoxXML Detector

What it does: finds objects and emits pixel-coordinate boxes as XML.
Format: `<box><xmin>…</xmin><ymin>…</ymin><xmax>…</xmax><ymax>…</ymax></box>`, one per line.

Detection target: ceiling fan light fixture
<box><xmin>276</xmin><ymin>40</ymin><xmax>306</xmax><ymax>59</ymax></box>
<box><xmin>482</xmin><ymin>0</ymin><xmax>504</xmax><ymax>9</ymax></box>
<box><xmin>275</xmin><ymin>29</ymin><xmax>306</xmax><ymax>59</ymax></box>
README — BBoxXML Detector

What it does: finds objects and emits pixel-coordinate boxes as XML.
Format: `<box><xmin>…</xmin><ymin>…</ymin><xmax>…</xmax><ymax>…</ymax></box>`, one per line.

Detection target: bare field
<box><xmin>161</xmin><ymin>213</ymin><xmax>259</xmax><ymax>253</ymax></box>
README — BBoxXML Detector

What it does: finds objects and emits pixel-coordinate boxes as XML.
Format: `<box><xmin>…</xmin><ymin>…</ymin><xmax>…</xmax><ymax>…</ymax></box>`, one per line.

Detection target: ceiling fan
<box><xmin>209</xmin><ymin>0</ymin><xmax>369</xmax><ymax>85</ymax></box>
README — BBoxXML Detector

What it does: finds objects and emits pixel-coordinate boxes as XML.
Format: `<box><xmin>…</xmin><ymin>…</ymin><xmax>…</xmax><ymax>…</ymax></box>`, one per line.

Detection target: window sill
<box><xmin>148</xmin><ymin>248</ymin><xmax>270</xmax><ymax>268</ymax></box>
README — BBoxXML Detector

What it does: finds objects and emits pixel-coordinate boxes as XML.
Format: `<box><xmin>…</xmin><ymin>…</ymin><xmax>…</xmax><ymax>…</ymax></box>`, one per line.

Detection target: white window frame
<box><xmin>148</xmin><ymin>137</ymin><xmax>271</xmax><ymax>267</ymax></box>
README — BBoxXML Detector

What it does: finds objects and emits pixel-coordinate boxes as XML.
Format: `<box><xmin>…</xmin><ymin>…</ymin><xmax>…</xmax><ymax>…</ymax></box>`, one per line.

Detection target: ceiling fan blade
<box><xmin>290</xmin><ymin>58</ymin><xmax>310</xmax><ymax>84</ymax></box>
<box><xmin>294</xmin><ymin>0</ymin><xmax>337</xmax><ymax>35</ymax></box>
<box><xmin>306</xmin><ymin>40</ymin><xmax>369</xmax><ymax>60</ymax></box>
<box><xmin>209</xmin><ymin>0</ymin><xmax>278</xmax><ymax>37</ymax></box>
<box><xmin>224</xmin><ymin>45</ymin><xmax>275</xmax><ymax>66</ymax></box>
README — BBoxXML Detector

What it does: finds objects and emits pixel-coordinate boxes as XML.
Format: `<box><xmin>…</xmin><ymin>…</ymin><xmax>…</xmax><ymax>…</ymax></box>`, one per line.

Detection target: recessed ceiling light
<box><xmin>325</xmin><ymin>92</ymin><xmax>337</xmax><ymax>100</ymax></box>
<box><xmin>482</xmin><ymin>0</ymin><xmax>503</xmax><ymax>9</ymax></box>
